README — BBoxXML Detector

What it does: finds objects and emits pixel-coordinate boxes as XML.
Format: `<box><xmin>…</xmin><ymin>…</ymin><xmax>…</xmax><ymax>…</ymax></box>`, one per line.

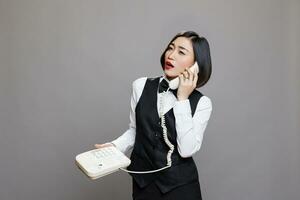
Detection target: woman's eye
<box><xmin>179</xmin><ymin>51</ymin><xmax>185</xmax><ymax>55</ymax></box>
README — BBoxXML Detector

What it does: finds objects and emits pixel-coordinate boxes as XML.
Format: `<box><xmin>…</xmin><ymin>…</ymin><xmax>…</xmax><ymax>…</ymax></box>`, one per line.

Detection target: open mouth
<box><xmin>165</xmin><ymin>61</ymin><xmax>174</xmax><ymax>69</ymax></box>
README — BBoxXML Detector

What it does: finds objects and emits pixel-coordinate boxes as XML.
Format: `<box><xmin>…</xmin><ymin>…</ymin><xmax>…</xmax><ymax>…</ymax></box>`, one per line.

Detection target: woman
<box><xmin>95</xmin><ymin>31</ymin><xmax>212</xmax><ymax>200</ymax></box>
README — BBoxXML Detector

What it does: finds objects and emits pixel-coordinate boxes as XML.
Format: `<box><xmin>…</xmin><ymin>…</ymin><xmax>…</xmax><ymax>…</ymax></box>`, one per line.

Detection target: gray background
<box><xmin>0</xmin><ymin>0</ymin><xmax>299</xmax><ymax>199</ymax></box>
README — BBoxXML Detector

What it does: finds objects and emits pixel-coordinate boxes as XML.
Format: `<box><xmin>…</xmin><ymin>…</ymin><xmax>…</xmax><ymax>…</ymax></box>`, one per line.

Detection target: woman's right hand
<box><xmin>94</xmin><ymin>143</ymin><xmax>115</xmax><ymax>149</ymax></box>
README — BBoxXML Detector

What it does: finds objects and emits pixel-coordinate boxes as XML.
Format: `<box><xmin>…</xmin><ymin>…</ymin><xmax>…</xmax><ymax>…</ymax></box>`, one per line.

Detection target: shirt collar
<box><xmin>159</xmin><ymin>75</ymin><xmax>170</xmax><ymax>83</ymax></box>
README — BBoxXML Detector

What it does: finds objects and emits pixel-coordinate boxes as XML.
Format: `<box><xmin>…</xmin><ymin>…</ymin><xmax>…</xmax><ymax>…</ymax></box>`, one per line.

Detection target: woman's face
<box><xmin>163</xmin><ymin>37</ymin><xmax>195</xmax><ymax>80</ymax></box>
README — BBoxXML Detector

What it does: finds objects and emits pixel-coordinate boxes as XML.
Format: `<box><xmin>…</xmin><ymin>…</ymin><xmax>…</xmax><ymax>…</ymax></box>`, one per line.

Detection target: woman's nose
<box><xmin>167</xmin><ymin>50</ymin><xmax>176</xmax><ymax>60</ymax></box>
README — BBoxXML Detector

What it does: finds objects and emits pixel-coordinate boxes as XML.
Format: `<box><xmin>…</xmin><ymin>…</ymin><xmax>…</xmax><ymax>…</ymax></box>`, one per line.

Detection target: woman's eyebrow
<box><xmin>178</xmin><ymin>46</ymin><xmax>189</xmax><ymax>52</ymax></box>
<box><xmin>170</xmin><ymin>43</ymin><xmax>190</xmax><ymax>52</ymax></box>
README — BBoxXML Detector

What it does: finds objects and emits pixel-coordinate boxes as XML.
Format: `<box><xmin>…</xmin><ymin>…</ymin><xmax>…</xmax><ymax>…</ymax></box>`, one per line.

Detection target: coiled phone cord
<box><xmin>120</xmin><ymin>89</ymin><xmax>175</xmax><ymax>174</ymax></box>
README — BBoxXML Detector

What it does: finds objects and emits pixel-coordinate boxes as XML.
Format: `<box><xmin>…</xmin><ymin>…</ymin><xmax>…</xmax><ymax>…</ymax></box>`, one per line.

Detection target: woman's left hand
<box><xmin>177</xmin><ymin>68</ymin><xmax>198</xmax><ymax>101</ymax></box>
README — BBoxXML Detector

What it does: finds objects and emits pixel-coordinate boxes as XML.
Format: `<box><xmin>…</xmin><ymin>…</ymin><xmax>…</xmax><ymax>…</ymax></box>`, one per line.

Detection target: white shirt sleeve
<box><xmin>110</xmin><ymin>77</ymin><xmax>147</xmax><ymax>154</ymax></box>
<box><xmin>173</xmin><ymin>95</ymin><xmax>212</xmax><ymax>158</ymax></box>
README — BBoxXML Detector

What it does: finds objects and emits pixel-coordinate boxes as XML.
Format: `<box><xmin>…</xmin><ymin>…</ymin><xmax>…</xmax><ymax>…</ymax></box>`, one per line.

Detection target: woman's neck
<box><xmin>164</xmin><ymin>75</ymin><xmax>176</xmax><ymax>81</ymax></box>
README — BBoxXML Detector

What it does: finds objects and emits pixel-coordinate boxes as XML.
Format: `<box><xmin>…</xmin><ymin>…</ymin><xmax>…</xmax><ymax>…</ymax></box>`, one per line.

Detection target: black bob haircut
<box><xmin>160</xmin><ymin>31</ymin><xmax>212</xmax><ymax>88</ymax></box>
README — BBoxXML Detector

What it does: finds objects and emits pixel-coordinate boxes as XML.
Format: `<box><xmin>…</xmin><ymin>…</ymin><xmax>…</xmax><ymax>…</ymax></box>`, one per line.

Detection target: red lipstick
<box><xmin>165</xmin><ymin>61</ymin><xmax>174</xmax><ymax>70</ymax></box>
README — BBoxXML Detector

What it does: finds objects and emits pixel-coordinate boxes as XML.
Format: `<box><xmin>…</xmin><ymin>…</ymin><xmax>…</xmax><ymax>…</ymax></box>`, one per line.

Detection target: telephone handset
<box><xmin>169</xmin><ymin>61</ymin><xmax>199</xmax><ymax>90</ymax></box>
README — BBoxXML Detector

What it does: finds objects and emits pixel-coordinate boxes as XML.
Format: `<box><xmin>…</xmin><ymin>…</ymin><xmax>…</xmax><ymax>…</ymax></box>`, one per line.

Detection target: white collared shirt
<box><xmin>111</xmin><ymin>76</ymin><xmax>212</xmax><ymax>158</ymax></box>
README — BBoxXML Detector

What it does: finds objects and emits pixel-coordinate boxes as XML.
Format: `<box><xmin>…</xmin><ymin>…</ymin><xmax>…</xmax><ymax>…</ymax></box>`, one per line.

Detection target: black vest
<box><xmin>127</xmin><ymin>77</ymin><xmax>203</xmax><ymax>194</ymax></box>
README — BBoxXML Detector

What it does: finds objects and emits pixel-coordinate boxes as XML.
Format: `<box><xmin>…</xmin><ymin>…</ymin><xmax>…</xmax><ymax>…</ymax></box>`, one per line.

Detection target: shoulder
<box><xmin>192</xmin><ymin>89</ymin><xmax>212</xmax><ymax>110</ymax></box>
<box><xmin>198</xmin><ymin>95</ymin><xmax>212</xmax><ymax>111</ymax></box>
<box><xmin>189</xmin><ymin>90</ymin><xmax>212</xmax><ymax>116</ymax></box>
<box><xmin>132</xmin><ymin>77</ymin><xmax>148</xmax><ymax>91</ymax></box>
<box><xmin>132</xmin><ymin>76</ymin><xmax>147</xmax><ymax>85</ymax></box>
<box><xmin>132</xmin><ymin>76</ymin><xmax>161</xmax><ymax>90</ymax></box>
<box><xmin>130</xmin><ymin>77</ymin><xmax>148</xmax><ymax>102</ymax></box>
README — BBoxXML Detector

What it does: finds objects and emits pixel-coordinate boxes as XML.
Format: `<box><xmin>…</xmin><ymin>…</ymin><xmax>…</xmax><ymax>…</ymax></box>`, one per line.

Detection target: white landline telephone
<box><xmin>75</xmin><ymin>61</ymin><xmax>199</xmax><ymax>180</ymax></box>
<box><xmin>75</xmin><ymin>146</ymin><xmax>131</xmax><ymax>180</ymax></box>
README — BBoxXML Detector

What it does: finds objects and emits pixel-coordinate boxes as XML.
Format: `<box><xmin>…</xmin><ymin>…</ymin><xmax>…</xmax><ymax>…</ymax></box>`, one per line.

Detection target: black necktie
<box><xmin>158</xmin><ymin>79</ymin><xmax>177</xmax><ymax>95</ymax></box>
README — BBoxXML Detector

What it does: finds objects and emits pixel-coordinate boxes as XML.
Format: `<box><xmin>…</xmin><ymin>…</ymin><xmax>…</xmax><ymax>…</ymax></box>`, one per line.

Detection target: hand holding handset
<box><xmin>169</xmin><ymin>61</ymin><xmax>199</xmax><ymax>90</ymax></box>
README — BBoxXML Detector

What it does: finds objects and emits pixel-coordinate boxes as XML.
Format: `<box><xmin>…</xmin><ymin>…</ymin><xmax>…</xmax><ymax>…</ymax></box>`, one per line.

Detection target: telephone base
<box><xmin>75</xmin><ymin>146</ymin><xmax>131</xmax><ymax>180</ymax></box>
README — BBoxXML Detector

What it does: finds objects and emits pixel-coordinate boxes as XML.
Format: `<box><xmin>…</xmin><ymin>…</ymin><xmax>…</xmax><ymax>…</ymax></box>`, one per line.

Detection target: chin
<box><xmin>164</xmin><ymin>71</ymin><xmax>178</xmax><ymax>80</ymax></box>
